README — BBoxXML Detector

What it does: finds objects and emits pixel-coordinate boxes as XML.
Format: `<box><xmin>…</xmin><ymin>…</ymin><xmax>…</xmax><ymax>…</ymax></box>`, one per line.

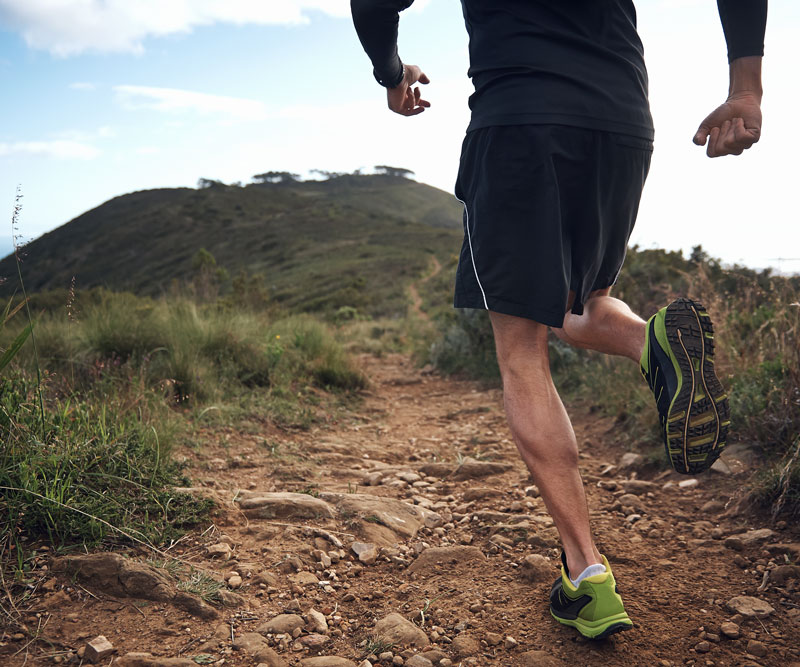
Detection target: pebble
<box><xmin>504</xmin><ymin>636</ymin><xmax>518</xmax><ymax>649</ymax></box>
<box><xmin>485</xmin><ymin>632</ymin><xmax>502</xmax><ymax>646</ymax></box>
<box><xmin>351</xmin><ymin>542</ymin><xmax>378</xmax><ymax>565</ymax></box>
<box><xmin>720</xmin><ymin>622</ymin><xmax>740</xmax><ymax>639</ymax></box>
<box><xmin>228</xmin><ymin>575</ymin><xmax>243</xmax><ymax>589</ymax></box>
<box><xmin>746</xmin><ymin>640</ymin><xmax>767</xmax><ymax>657</ymax></box>
<box><xmin>678</xmin><ymin>479</ymin><xmax>699</xmax><ymax>489</ymax></box>
<box><xmin>726</xmin><ymin>596</ymin><xmax>775</xmax><ymax>619</ymax></box>
<box><xmin>695</xmin><ymin>641</ymin><xmax>711</xmax><ymax>653</ymax></box>
<box><xmin>84</xmin><ymin>636</ymin><xmax>114</xmax><ymax>663</ymax></box>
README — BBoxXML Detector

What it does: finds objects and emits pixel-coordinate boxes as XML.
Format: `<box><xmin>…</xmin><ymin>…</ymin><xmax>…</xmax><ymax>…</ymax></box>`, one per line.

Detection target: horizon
<box><xmin>1</xmin><ymin>0</ymin><xmax>799</xmax><ymax>274</ymax></box>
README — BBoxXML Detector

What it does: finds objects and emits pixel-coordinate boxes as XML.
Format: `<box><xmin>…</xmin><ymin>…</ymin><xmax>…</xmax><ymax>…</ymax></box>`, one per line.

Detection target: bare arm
<box><xmin>694</xmin><ymin>0</ymin><xmax>767</xmax><ymax>157</ymax></box>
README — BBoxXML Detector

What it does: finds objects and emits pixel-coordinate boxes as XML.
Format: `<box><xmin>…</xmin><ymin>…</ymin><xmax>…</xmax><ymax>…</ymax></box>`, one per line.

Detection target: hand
<box><xmin>693</xmin><ymin>92</ymin><xmax>762</xmax><ymax>158</ymax></box>
<box><xmin>387</xmin><ymin>64</ymin><xmax>430</xmax><ymax>116</ymax></box>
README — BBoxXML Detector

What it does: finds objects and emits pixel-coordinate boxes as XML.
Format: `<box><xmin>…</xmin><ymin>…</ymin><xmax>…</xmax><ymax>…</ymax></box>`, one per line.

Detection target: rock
<box><xmin>525</xmin><ymin>485</ymin><xmax>540</xmax><ymax>497</ymax></box>
<box><xmin>207</xmin><ymin>543</ymin><xmax>233</xmax><ymax>559</ymax></box>
<box><xmin>764</xmin><ymin>543</ymin><xmax>800</xmax><ymax>560</ymax></box>
<box><xmin>299</xmin><ymin>658</ymin><xmax>357</xmax><ymax>667</ymax></box>
<box><xmin>463</xmin><ymin>487</ymin><xmax>503</xmax><ymax>501</ymax></box>
<box><xmin>724</xmin><ymin>536</ymin><xmax>744</xmax><ymax>551</ymax></box>
<box><xmin>253</xmin><ymin>646</ymin><xmax>289</xmax><ymax>667</ymax></box>
<box><xmin>405</xmin><ymin>657</ymin><xmax>433</xmax><ymax>667</ymax></box>
<box><xmin>408</xmin><ymin>546</ymin><xmax>485</xmax><ymax>575</ymax></box>
<box><xmin>53</xmin><ymin>554</ymin><xmax>173</xmax><ymax>601</ymax></box>
<box><xmin>695</xmin><ymin>641</ymin><xmax>711</xmax><ymax>653</ymax></box>
<box><xmin>678</xmin><ymin>478</ymin><xmax>698</xmax><ymax>489</ymax></box>
<box><xmin>518</xmin><ymin>650</ymin><xmax>565</xmax><ymax>666</ymax></box>
<box><xmin>319</xmin><ymin>493</ymin><xmax>441</xmax><ymax>540</ymax></box>
<box><xmin>520</xmin><ymin>554</ymin><xmax>552</xmax><ymax>583</ymax></box>
<box><xmin>618</xmin><ymin>452</ymin><xmax>644</xmax><ymax>469</ymax></box>
<box><xmin>238</xmin><ymin>492</ymin><xmax>335</xmax><ymax>519</ymax></box>
<box><xmin>257</xmin><ymin>613</ymin><xmax>306</xmax><ymax>635</ymax></box>
<box><xmin>451</xmin><ymin>635</ymin><xmax>480</xmax><ymax>658</ymax></box>
<box><xmin>711</xmin><ymin>458</ymin><xmax>732</xmax><ymax>475</ymax></box>
<box><xmin>770</xmin><ymin>564</ymin><xmax>800</xmax><ymax>585</ymax></box>
<box><xmin>296</xmin><ymin>634</ymin><xmax>330</xmax><ymax>651</ymax></box>
<box><xmin>218</xmin><ymin>589</ymin><xmax>246</xmax><ymax>608</ymax></box>
<box><xmin>720</xmin><ymin>622</ymin><xmax>740</xmax><ymax>639</ymax></box>
<box><xmin>439</xmin><ymin>661</ymin><xmax>453</xmax><ymax>667</ymax></box>
<box><xmin>228</xmin><ymin>575</ymin><xmax>243</xmax><ymax>589</ymax></box>
<box><xmin>617</xmin><ymin>493</ymin><xmax>643</xmax><ymax>509</ymax></box>
<box><xmin>619</xmin><ymin>480</ymin><xmax>655</xmax><ymax>495</ymax></box>
<box><xmin>419</xmin><ymin>459</ymin><xmax>513</xmax><ymax>481</ymax></box>
<box><xmin>115</xmin><ymin>655</ymin><xmax>196</xmax><ymax>667</ymax></box>
<box><xmin>485</xmin><ymin>632</ymin><xmax>502</xmax><ymax>646</ymax></box>
<box><xmin>358</xmin><ymin>662</ymin><xmax>373</xmax><ymax>667</ymax></box>
<box><xmin>701</xmin><ymin>500</ymin><xmax>726</xmax><ymax>513</ymax></box>
<box><xmin>505</xmin><ymin>636</ymin><xmax>518</xmax><ymax>649</ymax></box>
<box><xmin>725</xmin><ymin>596</ymin><xmax>775</xmax><ymax>619</ymax></box>
<box><xmin>84</xmin><ymin>635</ymin><xmax>114</xmax><ymax>663</ymax></box>
<box><xmin>351</xmin><ymin>542</ymin><xmax>378</xmax><ymax>565</ymax></box>
<box><xmin>374</xmin><ymin>613</ymin><xmax>430</xmax><ymax>648</ymax></box>
<box><xmin>746</xmin><ymin>640</ymin><xmax>767</xmax><ymax>658</ymax></box>
<box><xmin>172</xmin><ymin>591</ymin><xmax>220</xmax><ymax>620</ymax></box>
<box><xmin>234</xmin><ymin>633</ymin><xmax>288</xmax><ymax>665</ymax></box>
<box><xmin>307</xmin><ymin>609</ymin><xmax>329</xmax><ymax>633</ymax></box>
<box><xmin>289</xmin><ymin>571</ymin><xmax>320</xmax><ymax>586</ymax></box>
<box><xmin>728</xmin><ymin>528</ymin><xmax>775</xmax><ymax>546</ymax></box>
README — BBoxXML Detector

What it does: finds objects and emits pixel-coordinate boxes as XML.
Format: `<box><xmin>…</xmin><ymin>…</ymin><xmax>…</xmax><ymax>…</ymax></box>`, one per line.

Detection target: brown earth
<box><xmin>3</xmin><ymin>355</ymin><xmax>799</xmax><ymax>667</ymax></box>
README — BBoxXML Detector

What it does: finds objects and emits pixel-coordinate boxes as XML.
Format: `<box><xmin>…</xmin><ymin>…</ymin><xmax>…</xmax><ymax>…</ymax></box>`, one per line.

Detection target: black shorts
<box><xmin>453</xmin><ymin>124</ymin><xmax>652</xmax><ymax>328</ymax></box>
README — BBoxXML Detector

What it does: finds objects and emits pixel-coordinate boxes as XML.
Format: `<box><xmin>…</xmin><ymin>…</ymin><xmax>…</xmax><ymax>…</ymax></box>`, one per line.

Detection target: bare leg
<box><xmin>553</xmin><ymin>287</ymin><xmax>646</xmax><ymax>362</ymax></box>
<box><xmin>489</xmin><ymin>311</ymin><xmax>601</xmax><ymax>576</ymax></box>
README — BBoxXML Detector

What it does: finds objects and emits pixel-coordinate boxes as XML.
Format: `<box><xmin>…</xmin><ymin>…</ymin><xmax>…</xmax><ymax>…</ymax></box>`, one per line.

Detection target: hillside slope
<box><xmin>0</xmin><ymin>175</ymin><xmax>463</xmax><ymax>317</ymax></box>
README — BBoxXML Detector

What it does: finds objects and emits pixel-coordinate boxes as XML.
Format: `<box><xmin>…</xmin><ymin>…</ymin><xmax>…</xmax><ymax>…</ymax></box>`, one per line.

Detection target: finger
<box><xmin>694</xmin><ymin>125</ymin><xmax>710</xmax><ymax>146</ymax></box>
<box><xmin>417</xmin><ymin>98</ymin><xmax>431</xmax><ymax>108</ymax></box>
<box><xmin>418</xmin><ymin>72</ymin><xmax>430</xmax><ymax>85</ymax></box>
<box><xmin>414</xmin><ymin>86</ymin><xmax>421</xmax><ymax>105</ymax></box>
<box><xmin>707</xmin><ymin>126</ymin><xmax>721</xmax><ymax>158</ymax></box>
<box><xmin>733</xmin><ymin>118</ymin><xmax>758</xmax><ymax>149</ymax></box>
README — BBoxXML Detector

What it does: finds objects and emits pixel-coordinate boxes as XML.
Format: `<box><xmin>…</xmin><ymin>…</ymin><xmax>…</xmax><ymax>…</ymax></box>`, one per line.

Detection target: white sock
<box><xmin>569</xmin><ymin>563</ymin><xmax>607</xmax><ymax>588</ymax></box>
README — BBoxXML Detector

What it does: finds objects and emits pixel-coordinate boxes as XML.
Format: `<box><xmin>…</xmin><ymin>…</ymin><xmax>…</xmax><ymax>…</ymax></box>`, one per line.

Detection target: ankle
<box><xmin>566</xmin><ymin>548</ymin><xmax>603</xmax><ymax>576</ymax></box>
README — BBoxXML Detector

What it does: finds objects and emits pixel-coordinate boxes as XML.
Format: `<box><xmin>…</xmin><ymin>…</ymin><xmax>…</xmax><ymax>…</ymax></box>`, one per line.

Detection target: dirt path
<box><xmin>9</xmin><ymin>355</ymin><xmax>800</xmax><ymax>667</ymax></box>
<box><xmin>408</xmin><ymin>256</ymin><xmax>442</xmax><ymax>321</ymax></box>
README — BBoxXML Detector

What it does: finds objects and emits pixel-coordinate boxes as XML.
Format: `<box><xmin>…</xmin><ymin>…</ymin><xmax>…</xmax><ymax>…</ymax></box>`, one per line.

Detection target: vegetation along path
<box><xmin>5</xmin><ymin>354</ymin><xmax>800</xmax><ymax>667</ymax></box>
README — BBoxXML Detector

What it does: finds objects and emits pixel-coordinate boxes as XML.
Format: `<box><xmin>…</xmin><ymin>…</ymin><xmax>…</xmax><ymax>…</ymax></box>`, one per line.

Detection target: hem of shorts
<box><xmin>454</xmin><ymin>295</ymin><xmax>566</xmax><ymax>329</ymax></box>
<box><xmin>466</xmin><ymin>112</ymin><xmax>655</xmax><ymax>141</ymax></box>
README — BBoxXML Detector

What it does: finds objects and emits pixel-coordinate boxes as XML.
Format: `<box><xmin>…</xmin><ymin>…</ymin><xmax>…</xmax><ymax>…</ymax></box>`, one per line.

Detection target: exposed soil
<box><xmin>3</xmin><ymin>354</ymin><xmax>799</xmax><ymax>667</ymax></box>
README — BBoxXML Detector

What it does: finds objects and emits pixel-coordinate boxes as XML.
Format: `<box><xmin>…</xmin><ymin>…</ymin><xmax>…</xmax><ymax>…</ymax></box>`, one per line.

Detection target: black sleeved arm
<box><xmin>717</xmin><ymin>0</ymin><xmax>767</xmax><ymax>63</ymax></box>
<box><xmin>351</xmin><ymin>0</ymin><xmax>414</xmax><ymax>87</ymax></box>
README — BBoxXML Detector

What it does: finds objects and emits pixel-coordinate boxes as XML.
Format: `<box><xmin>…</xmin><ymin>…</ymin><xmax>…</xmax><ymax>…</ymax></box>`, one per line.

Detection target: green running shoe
<box><xmin>640</xmin><ymin>297</ymin><xmax>731</xmax><ymax>474</ymax></box>
<box><xmin>550</xmin><ymin>553</ymin><xmax>633</xmax><ymax>640</ymax></box>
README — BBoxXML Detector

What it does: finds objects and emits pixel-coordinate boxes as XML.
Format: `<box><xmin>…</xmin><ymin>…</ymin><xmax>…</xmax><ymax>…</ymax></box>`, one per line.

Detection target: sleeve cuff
<box><xmin>374</xmin><ymin>61</ymin><xmax>404</xmax><ymax>88</ymax></box>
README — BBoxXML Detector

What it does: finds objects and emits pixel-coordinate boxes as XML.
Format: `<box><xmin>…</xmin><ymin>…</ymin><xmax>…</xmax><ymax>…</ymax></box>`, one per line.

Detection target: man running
<box><xmin>351</xmin><ymin>0</ymin><xmax>766</xmax><ymax>640</ymax></box>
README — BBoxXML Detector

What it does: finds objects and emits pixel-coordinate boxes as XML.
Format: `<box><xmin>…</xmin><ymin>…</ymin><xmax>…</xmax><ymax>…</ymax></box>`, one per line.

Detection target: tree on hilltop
<box><xmin>374</xmin><ymin>165</ymin><xmax>415</xmax><ymax>178</ymax></box>
<box><xmin>252</xmin><ymin>171</ymin><xmax>300</xmax><ymax>184</ymax></box>
<box><xmin>197</xmin><ymin>177</ymin><xmax>225</xmax><ymax>189</ymax></box>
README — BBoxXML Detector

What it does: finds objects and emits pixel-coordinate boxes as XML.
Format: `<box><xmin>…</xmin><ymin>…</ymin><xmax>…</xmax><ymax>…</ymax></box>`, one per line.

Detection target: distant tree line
<box><xmin>196</xmin><ymin>166</ymin><xmax>415</xmax><ymax>189</ymax></box>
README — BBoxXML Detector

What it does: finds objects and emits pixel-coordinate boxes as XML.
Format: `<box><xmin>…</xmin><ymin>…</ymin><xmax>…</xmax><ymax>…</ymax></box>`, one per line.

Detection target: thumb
<box><xmin>418</xmin><ymin>72</ymin><xmax>430</xmax><ymax>85</ymax></box>
<box><xmin>693</xmin><ymin>125</ymin><xmax>710</xmax><ymax>146</ymax></box>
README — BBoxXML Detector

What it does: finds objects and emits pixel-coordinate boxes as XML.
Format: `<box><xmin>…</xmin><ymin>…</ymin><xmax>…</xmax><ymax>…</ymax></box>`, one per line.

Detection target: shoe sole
<box><xmin>663</xmin><ymin>298</ymin><xmax>731</xmax><ymax>474</ymax></box>
<box><xmin>550</xmin><ymin>609</ymin><xmax>633</xmax><ymax>640</ymax></box>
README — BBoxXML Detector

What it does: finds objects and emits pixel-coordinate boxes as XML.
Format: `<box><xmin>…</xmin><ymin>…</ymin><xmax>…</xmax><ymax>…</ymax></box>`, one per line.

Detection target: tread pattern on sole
<box><xmin>664</xmin><ymin>298</ymin><xmax>731</xmax><ymax>474</ymax></box>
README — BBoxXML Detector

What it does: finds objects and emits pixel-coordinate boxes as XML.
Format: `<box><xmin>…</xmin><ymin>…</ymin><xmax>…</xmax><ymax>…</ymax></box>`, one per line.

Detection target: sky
<box><xmin>0</xmin><ymin>0</ymin><xmax>798</xmax><ymax>274</ymax></box>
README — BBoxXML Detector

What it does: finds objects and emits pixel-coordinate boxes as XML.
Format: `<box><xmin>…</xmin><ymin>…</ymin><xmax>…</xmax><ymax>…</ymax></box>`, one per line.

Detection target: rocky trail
<box><xmin>5</xmin><ymin>354</ymin><xmax>800</xmax><ymax>667</ymax></box>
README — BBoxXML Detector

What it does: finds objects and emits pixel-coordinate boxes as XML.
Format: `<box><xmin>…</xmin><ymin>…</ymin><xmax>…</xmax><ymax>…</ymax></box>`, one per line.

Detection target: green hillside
<box><xmin>0</xmin><ymin>174</ymin><xmax>463</xmax><ymax>317</ymax></box>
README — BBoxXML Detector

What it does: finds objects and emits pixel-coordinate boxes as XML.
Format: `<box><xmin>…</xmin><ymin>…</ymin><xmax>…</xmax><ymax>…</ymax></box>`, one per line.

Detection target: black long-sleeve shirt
<box><xmin>351</xmin><ymin>0</ymin><xmax>767</xmax><ymax>140</ymax></box>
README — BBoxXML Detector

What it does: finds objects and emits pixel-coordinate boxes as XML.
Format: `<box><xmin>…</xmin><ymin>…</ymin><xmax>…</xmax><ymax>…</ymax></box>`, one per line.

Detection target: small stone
<box><xmin>504</xmin><ymin>636</ymin><xmax>518</xmax><ymax>650</ymax></box>
<box><xmin>678</xmin><ymin>479</ymin><xmax>699</xmax><ymax>489</ymax></box>
<box><xmin>440</xmin><ymin>661</ymin><xmax>453</xmax><ymax>667</ymax></box>
<box><xmin>295</xmin><ymin>634</ymin><xmax>330</xmax><ymax>652</ymax></box>
<box><xmin>726</xmin><ymin>596</ymin><xmax>775</xmax><ymax>619</ymax></box>
<box><xmin>521</xmin><ymin>554</ymin><xmax>552</xmax><ymax>583</ymax></box>
<box><xmin>84</xmin><ymin>636</ymin><xmax>114</xmax><ymax>663</ymax></box>
<box><xmin>351</xmin><ymin>542</ymin><xmax>378</xmax><ymax>565</ymax></box>
<box><xmin>374</xmin><ymin>613</ymin><xmax>429</xmax><ymax>648</ymax></box>
<box><xmin>307</xmin><ymin>609</ymin><xmax>329</xmax><ymax>634</ymax></box>
<box><xmin>695</xmin><ymin>641</ymin><xmax>711</xmax><ymax>653</ymax></box>
<box><xmin>618</xmin><ymin>452</ymin><xmax>644</xmax><ymax>469</ymax></box>
<box><xmin>393</xmin><ymin>656</ymin><xmax>404</xmax><ymax>666</ymax></box>
<box><xmin>733</xmin><ymin>554</ymin><xmax>748</xmax><ymax>568</ymax></box>
<box><xmin>405</xmin><ymin>657</ymin><xmax>433</xmax><ymax>667</ymax></box>
<box><xmin>451</xmin><ymin>635</ymin><xmax>479</xmax><ymax>658</ymax></box>
<box><xmin>485</xmin><ymin>632</ymin><xmax>502</xmax><ymax>646</ymax></box>
<box><xmin>524</xmin><ymin>485</ymin><xmax>540</xmax><ymax>498</ymax></box>
<box><xmin>228</xmin><ymin>575</ymin><xmax>243</xmax><ymax>589</ymax></box>
<box><xmin>720</xmin><ymin>622</ymin><xmax>740</xmax><ymax>639</ymax></box>
<box><xmin>257</xmin><ymin>614</ymin><xmax>306</xmax><ymax>635</ymax></box>
<box><xmin>359</xmin><ymin>661</ymin><xmax>374</xmax><ymax>667</ymax></box>
<box><xmin>746</xmin><ymin>640</ymin><xmax>767</xmax><ymax>658</ymax></box>
<box><xmin>207</xmin><ymin>543</ymin><xmax>233</xmax><ymax>559</ymax></box>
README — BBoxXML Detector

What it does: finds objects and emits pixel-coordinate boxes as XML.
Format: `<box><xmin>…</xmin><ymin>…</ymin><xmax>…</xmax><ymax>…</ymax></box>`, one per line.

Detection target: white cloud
<box><xmin>135</xmin><ymin>147</ymin><xmax>161</xmax><ymax>155</ymax></box>
<box><xmin>114</xmin><ymin>85</ymin><xmax>268</xmax><ymax>121</ymax></box>
<box><xmin>69</xmin><ymin>81</ymin><xmax>96</xmax><ymax>91</ymax></box>
<box><xmin>0</xmin><ymin>140</ymin><xmax>100</xmax><ymax>160</ymax></box>
<box><xmin>0</xmin><ymin>0</ymin><xmax>355</xmax><ymax>56</ymax></box>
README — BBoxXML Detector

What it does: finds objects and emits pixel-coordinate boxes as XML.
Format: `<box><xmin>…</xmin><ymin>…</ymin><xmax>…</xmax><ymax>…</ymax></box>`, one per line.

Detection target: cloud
<box><xmin>0</xmin><ymin>140</ymin><xmax>100</xmax><ymax>160</ymax></box>
<box><xmin>69</xmin><ymin>81</ymin><xmax>96</xmax><ymax>91</ymax></box>
<box><xmin>0</xmin><ymin>0</ymin><xmax>355</xmax><ymax>56</ymax></box>
<box><xmin>114</xmin><ymin>85</ymin><xmax>268</xmax><ymax>121</ymax></box>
